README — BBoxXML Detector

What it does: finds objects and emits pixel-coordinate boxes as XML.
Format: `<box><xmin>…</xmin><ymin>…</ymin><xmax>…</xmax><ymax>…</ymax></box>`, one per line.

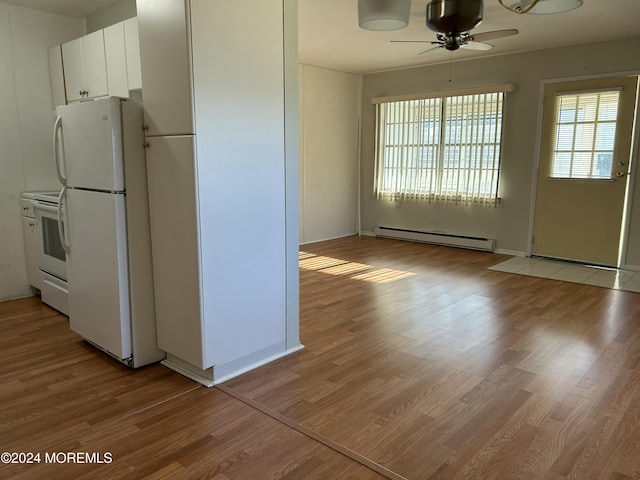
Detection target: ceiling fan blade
<box><xmin>469</xmin><ymin>29</ymin><xmax>519</xmax><ymax>43</ymax></box>
<box><xmin>462</xmin><ymin>41</ymin><xmax>493</xmax><ymax>51</ymax></box>
<box><xmin>418</xmin><ymin>45</ymin><xmax>444</xmax><ymax>55</ymax></box>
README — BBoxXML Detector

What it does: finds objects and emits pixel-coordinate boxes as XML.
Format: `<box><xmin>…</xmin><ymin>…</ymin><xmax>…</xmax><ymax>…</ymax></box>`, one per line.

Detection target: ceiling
<box><xmin>3</xmin><ymin>0</ymin><xmax>121</xmax><ymax>17</ymax></box>
<box><xmin>5</xmin><ymin>0</ymin><xmax>640</xmax><ymax>74</ymax></box>
<box><xmin>299</xmin><ymin>0</ymin><xmax>640</xmax><ymax>74</ymax></box>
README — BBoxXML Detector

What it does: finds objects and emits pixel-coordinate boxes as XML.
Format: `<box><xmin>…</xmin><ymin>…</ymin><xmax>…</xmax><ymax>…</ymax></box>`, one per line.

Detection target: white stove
<box><xmin>22</xmin><ymin>190</ymin><xmax>68</xmax><ymax>315</ymax></box>
<box><xmin>33</xmin><ymin>191</ymin><xmax>62</xmax><ymax>204</ymax></box>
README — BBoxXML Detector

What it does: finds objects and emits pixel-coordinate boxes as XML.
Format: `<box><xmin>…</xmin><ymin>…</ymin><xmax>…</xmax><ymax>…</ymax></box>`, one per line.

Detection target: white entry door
<box><xmin>532</xmin><ymin>76</ymin><xmax>638</xmax><ymax>266</ymax></box>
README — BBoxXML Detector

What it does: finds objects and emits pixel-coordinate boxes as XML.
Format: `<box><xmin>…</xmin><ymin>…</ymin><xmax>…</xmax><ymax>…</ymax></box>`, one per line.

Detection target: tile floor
<box><xmin>488</xmin><ymin>256</ymin><xmax>640</xmax><ymax>293</ymax></box>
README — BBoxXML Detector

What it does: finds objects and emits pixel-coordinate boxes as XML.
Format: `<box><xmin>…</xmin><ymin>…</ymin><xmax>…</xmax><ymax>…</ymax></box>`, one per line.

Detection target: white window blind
<box><xmin>374</xmin><ymin>91</ymin><xmax>505</xmax><ymax>206</ymax></box>
<box><xmin>551</xmin><ymin>90</ymin><xmax>621</xmax><ymax>179</ymax></box>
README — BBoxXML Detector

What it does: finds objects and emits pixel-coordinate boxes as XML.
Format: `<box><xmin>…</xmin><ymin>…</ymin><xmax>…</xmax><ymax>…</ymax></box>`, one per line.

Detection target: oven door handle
<box><xmin>53</xmin><ymin>115</ymin><xmax>67</xmax><ymax>186</ymax></box>
<box><xmin>57</xmin><ymin>187</ymin><xmax>70</xmax><ymax>254</ymax></box>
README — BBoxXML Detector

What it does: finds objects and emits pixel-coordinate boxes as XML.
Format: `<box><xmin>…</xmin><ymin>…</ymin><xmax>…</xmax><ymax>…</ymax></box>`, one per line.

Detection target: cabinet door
<box><xmin>81</xmin><ymin>30</ymin><xmax>108</xmax><ymax>99</ymax></box>
<box><xmin>22</xmin><ymin>216</ymin><xmax>42</xmax><ymax>290</ymax></box>
<box><xmin>61</xmin><ymin>37</ymin><xmax>84</xmax><ymax>102</ymax></box>
<box><xmin>104</xmin><ymin>22</ymin><xmax>129</xmax><ymax>98</ymax></box>
<box><xmin>48</xmin><ymin>45</ymin><xmax>66</xmax><ymax>107</ymax></box>
<box><xmin>145</xmin><ymin>135</ymin><xmax>204</xmax><ymax>367</ymax></box>
<box><xmin>124</xmin><ymin>17</ymin><xmax>142</xmax><ymax>91</ymax></box>
<box><xmin>62</xmin><ymin>31</ymin><xmax>109</xmax><ymax>102</ymax></box>
<box><xmin>137</xmin><ymin>0</ymin><xmax>194</xmax><ymax>135</ymax></box>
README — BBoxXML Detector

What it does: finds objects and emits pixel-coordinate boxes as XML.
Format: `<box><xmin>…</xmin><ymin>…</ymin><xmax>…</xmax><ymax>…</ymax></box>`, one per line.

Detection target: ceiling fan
<box><xmin>392</xmin><ymin>0</ymin><xmax>519</xmax><ymax>54</ymax></box>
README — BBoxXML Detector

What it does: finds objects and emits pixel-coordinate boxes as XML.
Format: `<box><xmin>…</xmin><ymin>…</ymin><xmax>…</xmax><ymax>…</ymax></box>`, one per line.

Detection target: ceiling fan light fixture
<box><xmin>503</xmin><ymin>0</ymin><xmax>583</xmax><ymax>14</ymax></box>
<box><xmin>426</xmin><ymin>0</ymin><xmax>483</xmax><ymax>34</ymax></box>
<box><xmin>358</xmin><ymin>0</ymin><xmax>411</xmax><ymax>31</ymax></box>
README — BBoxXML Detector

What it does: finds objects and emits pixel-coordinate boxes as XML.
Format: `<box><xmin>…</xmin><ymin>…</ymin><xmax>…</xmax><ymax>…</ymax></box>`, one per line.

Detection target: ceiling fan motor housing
<box><xmin>426</xmin><ymin>0</ymin><xmax>483</xmax><ymax>33</ymax></box>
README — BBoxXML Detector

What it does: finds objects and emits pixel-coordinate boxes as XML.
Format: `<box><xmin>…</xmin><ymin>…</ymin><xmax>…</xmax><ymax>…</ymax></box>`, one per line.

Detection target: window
<box><xmin>373</xmin><ymin>91</ymin><xmax>506</xmax><ymax>206</ymax></box>
<box><xmin>551</xmin><ymin>90</ymin><xmax>621</xmax><ymax>179</ymax></box>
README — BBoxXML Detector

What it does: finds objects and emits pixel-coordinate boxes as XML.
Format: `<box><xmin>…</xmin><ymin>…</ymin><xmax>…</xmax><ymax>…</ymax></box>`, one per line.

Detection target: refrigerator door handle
<box><xmin>53</xmin><ymin>115</ymin><xmax>67</xmax><ymax>186</ymax></box>
<box><xmin>58</xmin><ymin>187</ymin><xmax>71</xmax><ymax>254</ymax></box>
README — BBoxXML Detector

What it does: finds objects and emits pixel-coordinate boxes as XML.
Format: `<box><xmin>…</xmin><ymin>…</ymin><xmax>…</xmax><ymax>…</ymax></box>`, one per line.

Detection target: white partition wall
<box><xmin>138</xmin><ymin>0</ymin><xmax>301</xmax><ymax>384</ymax></box>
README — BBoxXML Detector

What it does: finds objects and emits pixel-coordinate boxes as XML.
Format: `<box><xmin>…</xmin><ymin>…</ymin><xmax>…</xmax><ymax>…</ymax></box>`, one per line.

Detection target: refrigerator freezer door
<box><xmin>57</xmin><ymin>98</ymin><xmax>125</xmax><ymax>192</ymax></box>
<box><xmin>67</xmin><ymin>188</ymin><xmax>132</xmax><ymax>360</ymax></box>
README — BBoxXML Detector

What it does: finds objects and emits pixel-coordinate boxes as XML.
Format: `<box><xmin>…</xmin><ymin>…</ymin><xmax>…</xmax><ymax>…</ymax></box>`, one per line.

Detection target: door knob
<box><xmin>616</xmin><ymin>171</ymin><xmax>629</xmax><ymax>177</ymax></box>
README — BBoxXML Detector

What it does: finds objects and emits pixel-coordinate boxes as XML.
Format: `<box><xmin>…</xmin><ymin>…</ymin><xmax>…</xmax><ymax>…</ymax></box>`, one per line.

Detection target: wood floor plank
<box><xmin>3</xmin><ymin>236</ymin><xmax>640</xmax><ymax>479</ymax></box>
<box><xmin>228</xmin><ymin>236</ymin><xmax>640</xmax><ymax>479</ymax></box>
<box><xmin>0</xmin><ymin>299</ymin><xmax>394</xmax><ymax>479</ymax></box>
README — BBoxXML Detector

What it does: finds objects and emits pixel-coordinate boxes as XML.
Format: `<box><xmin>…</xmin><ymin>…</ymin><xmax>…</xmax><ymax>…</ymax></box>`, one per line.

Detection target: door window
<box><xmin>551</xmin><ymin>90</ymin><xmax>621</xmax><ymax>179</ymax></box>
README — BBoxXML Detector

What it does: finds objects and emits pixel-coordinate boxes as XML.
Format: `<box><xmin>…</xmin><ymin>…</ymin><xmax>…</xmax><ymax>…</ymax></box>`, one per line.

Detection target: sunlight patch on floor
<box><xmin>299</xmin><ymin>252</ymin><xmax>416</xmax><ymax>284</ymax></box>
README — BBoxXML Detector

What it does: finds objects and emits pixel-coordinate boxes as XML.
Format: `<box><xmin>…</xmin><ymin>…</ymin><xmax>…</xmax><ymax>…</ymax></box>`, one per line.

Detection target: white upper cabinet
<box><xmin>137</xmin><ymin>0</ymin><xmax>194</xmax><ymax>135</ymax></box>
<box><xmin>124</xmin><ymin>18</ymin><xmax>142</xmax><ymax>91</ymax></box>
<box><xmin>54</xmin><ymin>18</ymin><xmax>143</xmax><ymax>105</ymax></box>
<box><xmin>82</xmin><ymin>30</ymin><xmax>109</xmax><ymax>98</ymax></box>
<box><xmin>104</xmin><ymin>22</ymin><xmax>129</xmax><ymax>98</ymax></box>
<box><xmin>62</xmin><ymin>30</ymin><xmax>108</xmax><ymax>102</ymax></box>
<box><xmin>61</xmin><ymin>37</ymin><xmax>85</xmax><ymax>102</ymax></box>
<box><xmin>105</xmin><ymin>18</ymin><xmax>143</xmax><ymax>97</ymax></box>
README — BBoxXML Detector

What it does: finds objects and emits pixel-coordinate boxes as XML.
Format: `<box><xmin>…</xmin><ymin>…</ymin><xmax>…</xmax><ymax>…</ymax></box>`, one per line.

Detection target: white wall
<box><xmin>85</xmin><ymin>0</ymin><xmax>136</xmax><ymax>33</ymax></box>
<box><xmin>360</xmin><ymin>36</ymin><xmax>640</xmax><ymax>265</ymax></box>
<box><xmin>299</xmin><ymin>64</ymin><xmax>362</xmax><ymax>244</ymax></box>
<box><xmin>0</xmin><ymin>2</ymin><xmax>83</xmax><ymax>301</ymax></box>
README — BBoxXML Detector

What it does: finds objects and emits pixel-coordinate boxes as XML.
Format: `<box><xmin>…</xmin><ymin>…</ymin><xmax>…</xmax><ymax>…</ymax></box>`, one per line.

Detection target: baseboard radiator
<box><xmin>374</xmin><ymin>226</ymin><xmax>495</xmax><ymax>252</ymax></box>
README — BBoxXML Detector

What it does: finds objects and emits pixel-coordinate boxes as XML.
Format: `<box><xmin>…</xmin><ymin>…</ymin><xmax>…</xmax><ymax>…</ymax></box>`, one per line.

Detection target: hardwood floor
<box><xmin>2</xmin><ymin>235</ymin><xmax>640</xmax><ymax>479</ymax></box>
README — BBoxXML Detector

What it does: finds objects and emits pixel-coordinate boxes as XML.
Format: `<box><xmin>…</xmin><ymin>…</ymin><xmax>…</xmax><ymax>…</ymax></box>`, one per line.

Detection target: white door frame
<box><xmin>527</xmin><ymin>70</ymin><xmax>640</xmax><ymax>268</ymax></box>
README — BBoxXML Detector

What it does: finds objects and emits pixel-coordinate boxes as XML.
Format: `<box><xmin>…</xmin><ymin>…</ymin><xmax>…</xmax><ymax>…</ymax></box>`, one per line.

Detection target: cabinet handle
<box><xmin>29</xmin><ymin>222</ymin><xmax>35</xmax><ymax>227</ymax></box>
<box><xmin>79</xmin><ymin>89</ymin><xmax>88</xmax><ymax>97</ymax></box>
<box><xmin>143</xmin><ymin>142</ymin><xmax>150</xmax><ymax>149</ymax></box>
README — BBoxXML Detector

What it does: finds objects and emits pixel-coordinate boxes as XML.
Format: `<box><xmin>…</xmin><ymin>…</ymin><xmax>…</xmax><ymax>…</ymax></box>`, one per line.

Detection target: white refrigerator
<box><xmin>54</xmin><ymin>97</ymin><xmax>164</xmax><ymax>368</ymax></box>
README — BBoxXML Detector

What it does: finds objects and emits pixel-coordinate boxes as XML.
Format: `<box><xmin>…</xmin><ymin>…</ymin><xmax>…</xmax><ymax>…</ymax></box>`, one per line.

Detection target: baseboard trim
<box><xmin>213</xmin><ymin>344</ymin><xmax>305</xmax><ymax>385</ymax></box>
<box><xmin>162</xmin><ymin>344</ymin><xmax>306</xmax><ymax>387</ymax></box>
<box><xmin>374</xmin><ymin>226</ymin><xmax>495</xmax><ymax>252</ymax></box>
<box><xmin>494</xmin><ymin>249</ymin><xmax>527</xmax><ymax>257</ymax></box>
<box><xmin>300</xmin><ymin>232</ymin><xmax>357</xmax><ymax>246</ymax></box>
<box><xmin>162</xmin><ymin>356</ymin><xmax>215</xmax><ymax>387</ymax></box>
<box><xmin>622</xmin><ymin>264</ymin><xmax>640</xmax><ymax>272</ymax></box>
